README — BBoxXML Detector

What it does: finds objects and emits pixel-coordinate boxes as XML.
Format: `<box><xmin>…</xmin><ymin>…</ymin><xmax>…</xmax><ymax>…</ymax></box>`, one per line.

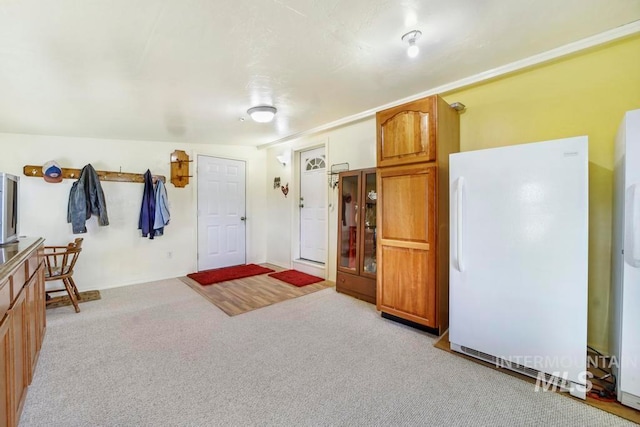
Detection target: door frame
<box><xmin>195</xmin><ymin>153</ymin><xmax>249</xmax><ymax>271</ymax></box>
<box><xmin>291</xmin><ymin>141</ymin><xmax>329</xmax><ymax>270</ymax></box>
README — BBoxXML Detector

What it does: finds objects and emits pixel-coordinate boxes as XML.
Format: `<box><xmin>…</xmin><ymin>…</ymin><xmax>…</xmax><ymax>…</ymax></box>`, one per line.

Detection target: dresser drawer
<box><xmin>336</xmin><ymin>271</ymin><xmax>376</xmax><ymax>304</ymax></box>
<box><xmin>0</xmin><ymin>279</ymin><xmax>10</xmax><ymax>319</ymax></box>
<box><xmin>27</xmin><ymin>251</ymin><xmax>41</xmax><ymax>280</ymax></box>
<box><xmin>10</xmin><ymin>261</ymin><xmax>27</xmax><ymax>302</ymax></box>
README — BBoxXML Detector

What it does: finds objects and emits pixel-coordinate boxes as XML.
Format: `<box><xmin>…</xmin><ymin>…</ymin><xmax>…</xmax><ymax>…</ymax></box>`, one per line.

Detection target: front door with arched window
<box><xmin>299</xmin><ymin>146</ymin><xmax>326</xmax><ymax>263</ymax></box>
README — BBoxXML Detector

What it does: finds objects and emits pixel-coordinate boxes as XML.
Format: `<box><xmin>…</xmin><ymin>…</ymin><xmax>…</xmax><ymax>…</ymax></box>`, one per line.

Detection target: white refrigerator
<box><xmin>611</xmin><ymin>109</ymin><xmax>640</xmax><ymax>410</ymax></box>
<box><xmin>449</xmin><ymin>136</ymin><xmax>589</xmax><ymax>399</ymax></box>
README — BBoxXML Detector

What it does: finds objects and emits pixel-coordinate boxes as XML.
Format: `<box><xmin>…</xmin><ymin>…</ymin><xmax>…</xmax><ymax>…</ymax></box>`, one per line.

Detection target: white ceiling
<box><xmin>0</xmin><ymin>1</ymin><xmax>638</xmax><ymax>147</ymax></box>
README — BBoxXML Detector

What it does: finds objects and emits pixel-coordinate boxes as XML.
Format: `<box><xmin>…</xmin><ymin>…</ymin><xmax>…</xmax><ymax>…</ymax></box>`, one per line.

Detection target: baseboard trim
<box><xmin>292</xmin><ymin>259</ymin><xmax>326</xmax><ymax>278</ymax></box>
<box><xmin>381</xmin><ymin>312</ymin><xmax>439</xmax><ymax>336</ymax></box>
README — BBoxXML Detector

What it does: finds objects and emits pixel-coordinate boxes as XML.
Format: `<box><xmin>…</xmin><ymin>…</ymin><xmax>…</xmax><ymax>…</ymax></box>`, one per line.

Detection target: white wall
<box><xmin>1</xmin><ymin>133</ymin><xmax>267</xmax><ymax>291</ymax></box>
<box><xmin>264</xmin><ymin>118</ymin><xmax>376</xmax><ymax>281</ymax></box>
<box><xmin>265</xmin><ymin>148</ymin><xmax>294</xmax><ymax>268</ymax></box>
<box><xmin>0</xmin><ymin>116</ymin><xmax>372</xmax><ymax>290</ymax></box>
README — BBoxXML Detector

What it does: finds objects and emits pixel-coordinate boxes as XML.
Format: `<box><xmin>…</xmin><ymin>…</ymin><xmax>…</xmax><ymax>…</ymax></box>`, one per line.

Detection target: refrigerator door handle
<box><xmin>456</xmin><ymin>177</ymin><xmax>465</xmax><ymax>272</ymax></box>
<box><xmin>625</xmin><ymin>183</ymin><xmax>640</xmax><ymax>268</ymax></box>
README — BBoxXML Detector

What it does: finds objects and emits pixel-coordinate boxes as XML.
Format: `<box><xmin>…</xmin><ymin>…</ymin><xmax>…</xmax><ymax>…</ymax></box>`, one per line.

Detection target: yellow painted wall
<box><xmin>442</xmin><ymin>34</ymin><xmax>640</xmax><ymax>352</ymax></box>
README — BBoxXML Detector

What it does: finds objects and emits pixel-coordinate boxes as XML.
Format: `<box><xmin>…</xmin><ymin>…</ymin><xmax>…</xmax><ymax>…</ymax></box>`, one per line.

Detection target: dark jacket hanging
<box><xmin>139</xmin><ymin>169</ymin><xmax>156</xmax><ymax>239</ymax></box>
<box><xmin>67</xmin><ymin>164</ymin><xmax>109</xmax><ymax>234</ymax></box>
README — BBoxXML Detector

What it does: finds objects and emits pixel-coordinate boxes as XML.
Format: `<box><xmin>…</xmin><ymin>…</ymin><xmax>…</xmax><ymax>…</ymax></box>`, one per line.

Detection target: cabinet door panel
<box><xmin>379</xmin><ymin>173</ymin><xmax>429</xmax><ymax>242</ymax></box>
<box><xmin>9</xmin><ymin>264</ymin><xmax>25</xmax><ymax>303</ymax></box>
<box><xmin>27</xmin><ymin>253</ymin><xmax>39</xmax><ymax>281</ymax></box>
<box><xmin>0</xmin><ymin>281</ymin><xmax>9</xmax><ymax>325</ymax></box>
<box><xmin>0</xmin><ymin>316</ymin><xmax>11</xmax><ymax>427</ymax></box>
<box><xmin>360</xmin><ymin>171</ymin><xmax>377</xmax><ymax>278</ymax></box>
<box><xmin>381</xmin><ymin>111</ymin><xmax>429</xmax><ymax>158</ymax></box>
<box><xmin>377</xmin><ymin>163</ymin><xmax>437</xmax><ymax>327</ymax></box>
<box><xmin>37</xmin><ymin>267</ymin><xmax>46</xmax><ymax>350</ymax></box>
<box><xmin>379</xmin><ymin>246</ymin><xmax>435</xmax><ymax>324</ymax></box>
<box><xmin>376</xmin><ymin>97</ymin><xmax>436</xmax><ymax>167</ymax></box>
<box><xmin>9</xmin><ymin>290</ymin><xmax>27</xmax><ymax>420</ymax></box>
<box><xmin>337</xmin><ymin>171</ymin><xmax>361</xmax><ymax>274</ymax></box>
<box><xmin>26</xmin><ymin>273</ymin><xmax>39</xmax><ymax>383</ymax></box>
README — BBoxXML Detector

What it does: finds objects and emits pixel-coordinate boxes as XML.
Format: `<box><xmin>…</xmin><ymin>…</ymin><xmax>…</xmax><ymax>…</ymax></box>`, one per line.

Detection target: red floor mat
<box><xmin>268</xmin><ymin>270</ymin><xmax>324</xmax><ymax>287</ymax></box>
<box><xmin>187</xmin><ymin>264</ymin><xmax>275</xmax><ymax>286</ymax></box>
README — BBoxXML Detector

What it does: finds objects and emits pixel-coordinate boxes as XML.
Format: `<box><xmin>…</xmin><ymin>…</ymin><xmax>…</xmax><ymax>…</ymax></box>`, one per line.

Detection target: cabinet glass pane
<box><xmin>363</xmin><ymin>173</ymin><xmax>377</xmax><ymax>274</ymax></box>
<box><xmin>340</xmin><ymin>175</ymin><xmax>359</xmax><ymax>270</ymax></box>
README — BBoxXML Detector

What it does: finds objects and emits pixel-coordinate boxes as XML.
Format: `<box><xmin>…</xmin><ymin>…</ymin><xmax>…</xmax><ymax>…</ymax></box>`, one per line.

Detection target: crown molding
<box><xmin>258</xmin><ymin>20</ymin><xmax>640</xmax><ymax>150</ymax></box>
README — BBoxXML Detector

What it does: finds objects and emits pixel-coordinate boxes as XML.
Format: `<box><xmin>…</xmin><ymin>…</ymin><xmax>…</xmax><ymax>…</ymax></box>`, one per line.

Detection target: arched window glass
<box><xmin>305</xmin><ymin>156</ymin><xmax>326</xmax><ymax>171</ymax></box>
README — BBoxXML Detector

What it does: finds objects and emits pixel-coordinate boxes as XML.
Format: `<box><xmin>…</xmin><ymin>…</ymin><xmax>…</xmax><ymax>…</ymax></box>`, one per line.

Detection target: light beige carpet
<box><xmin>434</xmin><ymin>331</ymin><xmax>640</xmax><ymax>424</ymax></box>
<box><xmin>19</xmin><ymin>278</ymin><xmax>635</xmax><ymax>426</ymax></box>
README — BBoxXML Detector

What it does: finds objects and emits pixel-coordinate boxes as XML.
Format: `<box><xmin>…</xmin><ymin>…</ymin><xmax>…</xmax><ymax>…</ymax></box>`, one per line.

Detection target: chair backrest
<box><xmin>43</xmin><ymin>238</ymin><xmax>83</xmax><ymax>280</ymax></box>
<box><xmin>71</xmin><ymin>238</ymin><xmax>83</xmax><ymax>250</ymax></box>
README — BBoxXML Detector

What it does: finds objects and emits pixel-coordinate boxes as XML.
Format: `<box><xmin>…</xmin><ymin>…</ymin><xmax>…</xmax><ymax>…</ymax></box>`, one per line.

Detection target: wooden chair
<box><xmin>43</xmin><ymin>238</ymin><xmax>83</xmax><ymax>313</ymax></box>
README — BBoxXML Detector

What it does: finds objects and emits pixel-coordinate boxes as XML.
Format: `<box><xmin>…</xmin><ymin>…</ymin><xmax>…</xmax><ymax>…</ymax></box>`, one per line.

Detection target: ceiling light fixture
<box><xmin>247</xmin><ymin>105</ymin><xmax>277</xmax><ymax>123</ymax></box>
<box><xmin>401</xmin><ymin>30</ymin><xmax>422</xmax><ymax>58</ymax></box>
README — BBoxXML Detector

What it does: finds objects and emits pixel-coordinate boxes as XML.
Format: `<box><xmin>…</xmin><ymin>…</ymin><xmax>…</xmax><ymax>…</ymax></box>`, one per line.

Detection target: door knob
<box><xmin>240</xmin><ymin>216</ymin><xmax>246</xmax><ymax>221</ymax></box>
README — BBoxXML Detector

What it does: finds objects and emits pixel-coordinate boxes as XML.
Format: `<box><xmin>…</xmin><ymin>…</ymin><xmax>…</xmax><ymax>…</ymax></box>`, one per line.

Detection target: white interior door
<box><xmin>197</xmin><ymin>156</ymin><xmax>246</xmax><ymax>271</ymax></box>
<box><xmin>299</xmin><ymin>147</ymin><xmax>326</xmax><ymax>263</ymax></box>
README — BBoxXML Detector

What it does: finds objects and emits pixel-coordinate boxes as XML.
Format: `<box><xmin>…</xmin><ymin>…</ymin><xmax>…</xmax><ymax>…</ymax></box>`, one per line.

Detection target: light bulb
<box><xmin>407</xmin><ymin>42</ymin><xmax>419</xmax><ymax>58</ymax></box>
<box><xmin>401</xmin><ymin>30</ymin><xmax>422</xmax><ymax>59</ymax></box>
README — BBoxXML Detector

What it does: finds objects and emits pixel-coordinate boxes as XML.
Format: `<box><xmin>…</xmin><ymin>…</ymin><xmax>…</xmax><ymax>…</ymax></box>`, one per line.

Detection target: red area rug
<box><xmin>268</xmin><ymin>270</ymin><xmax>324</xmax><ymax>287</ymax></box>
<box><xmin>187</xmin><ymin>264</ymin><xmax>275</xmax><ymax>286</ymax></box>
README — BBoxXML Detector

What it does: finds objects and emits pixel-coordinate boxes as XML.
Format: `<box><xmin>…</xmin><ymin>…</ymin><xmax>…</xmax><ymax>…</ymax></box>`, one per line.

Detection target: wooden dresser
<box><xmin>376</xmin><ymin>95</ymin><xmax>460</xmax><ymax>334</ymax></box>
<box><xmin>0</xmin><ymin>238</ymin><xmax>46</xmax><ymax>427</ymax></box>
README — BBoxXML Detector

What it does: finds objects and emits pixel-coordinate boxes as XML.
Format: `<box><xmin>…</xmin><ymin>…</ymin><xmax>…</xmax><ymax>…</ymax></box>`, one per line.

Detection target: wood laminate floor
<box><xmin>180</xmin><ymin>264</ymin><xmax>334</xmax><ymax>316</ymax></box>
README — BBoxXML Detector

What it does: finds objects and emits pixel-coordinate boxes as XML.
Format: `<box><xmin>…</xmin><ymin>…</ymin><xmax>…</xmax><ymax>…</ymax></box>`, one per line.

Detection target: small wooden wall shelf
<box><xmin>23</xmin><ymin>165</ymin><xmax>165</xmax><ymax>184</ymax></box>
<box><xmin>170</xmin><ymin>150</ymin><xmax>192</xmax><ymax>188</ymax></box>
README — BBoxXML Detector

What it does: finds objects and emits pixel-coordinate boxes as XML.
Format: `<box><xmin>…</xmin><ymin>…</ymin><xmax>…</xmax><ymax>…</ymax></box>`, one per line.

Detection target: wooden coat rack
<box><xmin>23</xmin><ymin>165</ymin><xmax>166</xmax><ymax>184</ymax></box>
<box><xmin>170</xmin><ymin>150</ymin><xmax>192</xmax><ymax>188</ymax></box>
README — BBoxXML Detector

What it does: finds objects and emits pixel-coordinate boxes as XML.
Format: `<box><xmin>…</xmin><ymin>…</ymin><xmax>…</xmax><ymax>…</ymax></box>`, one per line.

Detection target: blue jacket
<box><xmin>153</xmin><ymin>179</ymin><xmax>170</xmax><ymax>236</ymax></box>
<box><xmin>67</xmin><ymin>164</ymin><xmax>109</xmax><ymax>234</ymax></box>
<box><xmin>139</xmin><ymin>170</ymin><xmax>156</xmax><ymax>239</ymax></box>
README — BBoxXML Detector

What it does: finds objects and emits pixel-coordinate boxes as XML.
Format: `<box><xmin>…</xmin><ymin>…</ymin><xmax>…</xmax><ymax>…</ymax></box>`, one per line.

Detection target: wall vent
<box><xmin>459</xmin><ymin>346</ymin><xmax>570</xmax><ymax>389</ymax></box>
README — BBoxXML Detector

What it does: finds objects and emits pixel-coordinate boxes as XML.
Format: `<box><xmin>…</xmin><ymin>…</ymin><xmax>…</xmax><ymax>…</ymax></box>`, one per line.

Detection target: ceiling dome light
<box><xmin>247</xmin><ymin>105</ymin><xmax>277</xmax><ymax>123</ymax></box>
<box><xmin>401</xmin><ymin>30</ymin><xmax>422</xmax><ymax>58</ymax></box>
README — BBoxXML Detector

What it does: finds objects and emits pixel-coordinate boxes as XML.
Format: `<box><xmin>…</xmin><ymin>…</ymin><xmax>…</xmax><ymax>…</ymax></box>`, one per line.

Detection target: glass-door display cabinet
<box><xmin>336</xmin><ymin>168</ymin><xmax>377</xmax><ymax>304</ymax></box>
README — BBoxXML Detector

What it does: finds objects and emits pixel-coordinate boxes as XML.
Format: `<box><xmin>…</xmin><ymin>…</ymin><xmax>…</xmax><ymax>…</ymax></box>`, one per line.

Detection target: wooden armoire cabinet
<box><xmin>376</xmin><ymin>95</ymin><xmax>460</xmax><ymax>334</ymax></box>
<box><xmin>336</xmin><ymin>168</ymin><xmax>377</xmax><ymax>304</ymax></box>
